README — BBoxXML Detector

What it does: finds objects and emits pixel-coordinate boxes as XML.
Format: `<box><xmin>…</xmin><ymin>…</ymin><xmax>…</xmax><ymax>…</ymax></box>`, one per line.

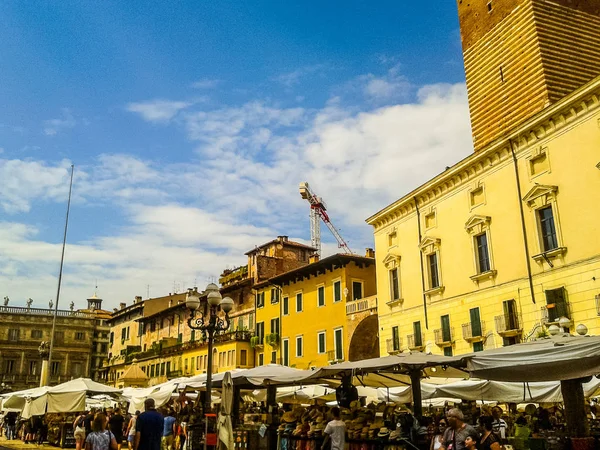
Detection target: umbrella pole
<box><xmin>409</xmin><ymin>370</ymin><xmax>422</xmax><ymax>418</ymax></box>
<box><xmin>560</xmin><ymin>379</ymin><xmax>589</xmax><ymax>437</ymax></box>
<box><xmin>266</xmin><ymin>386</ymin><xmax>277</xmax><ymax>450</ymax></box>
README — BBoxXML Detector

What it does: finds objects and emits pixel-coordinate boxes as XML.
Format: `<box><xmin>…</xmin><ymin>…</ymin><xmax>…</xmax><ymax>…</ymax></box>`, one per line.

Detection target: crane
<box><xmin>299</xmin><ymin>182</ymin><xmax>352</xmax><ymax>257</ymax></box>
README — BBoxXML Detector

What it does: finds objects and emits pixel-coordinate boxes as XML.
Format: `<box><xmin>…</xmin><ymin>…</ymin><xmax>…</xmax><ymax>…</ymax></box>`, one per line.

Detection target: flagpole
<box><xmin>43</xmin><ymin>164</ymin><xmax>74</xmax><ymax>387</ymax></box>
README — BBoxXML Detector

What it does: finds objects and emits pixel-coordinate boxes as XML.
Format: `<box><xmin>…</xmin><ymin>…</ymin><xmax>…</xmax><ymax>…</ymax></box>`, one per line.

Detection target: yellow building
<box><xmin>254</xmin><ymin>251</ymin><xmax>378</xmax><ymax>369</ymax></box>
<box><xmin>367</xmin><ymin>2</ymin><xmax>600</xmax><ymax>357</ymax></box>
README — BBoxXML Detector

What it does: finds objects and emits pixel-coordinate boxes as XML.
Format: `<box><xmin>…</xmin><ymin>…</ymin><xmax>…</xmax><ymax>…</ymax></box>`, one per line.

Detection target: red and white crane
<box><xmin>299</xmin><ymin>182</ymin><xmax>352</xmax><ymax>257</ymax></box>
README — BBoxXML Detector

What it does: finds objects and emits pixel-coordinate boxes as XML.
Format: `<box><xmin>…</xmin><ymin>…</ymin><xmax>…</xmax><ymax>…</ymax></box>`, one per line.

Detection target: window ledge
<box><xmin>470</xmin><ymin>270</ymin><xmax>497</xmax><ymax>283</ymax></box>
<box><xmin>386</xmin><ymin>298</ymin><xmax>404</xmax><ymax>307</ymax></box>
<box><xmin>532</xmin><ymin>247</ymin><xmax>567</xmax><ymax>263</ymax></box>
<box><xmin>424</xmin><ymin>286</ymin><xmax>445</xmax><ymax>297</ymax></box>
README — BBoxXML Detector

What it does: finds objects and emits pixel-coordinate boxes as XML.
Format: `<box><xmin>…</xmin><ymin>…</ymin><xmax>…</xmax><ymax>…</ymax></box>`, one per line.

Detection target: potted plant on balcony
<box><xmin>250</xmin><ymin>336</ymin><xmax>263</xmax><ymax>348</ymax></box>
<box><xmin>265</xmin><ymin>333</ymin><xmax>279</xmax><ymax>347</ymax></box>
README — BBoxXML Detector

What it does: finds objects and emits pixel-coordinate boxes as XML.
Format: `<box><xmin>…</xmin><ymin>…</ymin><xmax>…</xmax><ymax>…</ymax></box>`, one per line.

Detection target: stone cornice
<box><xmin>366</xmin><ymin>75</ymin><xmax>600</xmax><ymax>230</ymax></box>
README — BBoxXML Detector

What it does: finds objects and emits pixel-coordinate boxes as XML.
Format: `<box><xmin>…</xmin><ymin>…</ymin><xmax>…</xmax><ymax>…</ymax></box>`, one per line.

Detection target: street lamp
<box><xmin>186</xmin><ymin>284</ymin><xmax>234</xmax><ymax>413</ymax></box>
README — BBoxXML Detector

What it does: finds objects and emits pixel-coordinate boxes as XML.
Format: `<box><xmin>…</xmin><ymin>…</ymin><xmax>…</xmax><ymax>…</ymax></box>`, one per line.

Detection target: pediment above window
<box><xmin>464</xmin><ymin>215</ymin><xmax>491</xmax><ymax>235</ymax></box>
<box><xmin>419</xmin><ymin>236</ymin><xmax>441</xmax><ymax>254</ymax></box>
<box><xmin>522</xmin><ymin>184</ymin><xmax>558</xmax><ymax>208</ymax></box>
<box><xmin>382</xmin><ymin>253</ymin><xmax>401</xmax><ymax>270</ymax></box>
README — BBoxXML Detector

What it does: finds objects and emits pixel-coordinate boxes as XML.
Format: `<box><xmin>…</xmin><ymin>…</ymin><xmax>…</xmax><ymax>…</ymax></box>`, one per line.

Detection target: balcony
<box><xmin>386</xmin><ymin>338</ymin><xmax>401</xmax><ymax>355</ymax></box>
<box><xmin>407</xmin><ymin>334</ymin><xmax>425</xmax><ymax>351</ymax></box>
<box><xmin>345</xmin><ymin>295</ymin><xmax>377</xmax><ymax>315</ymax></box>
<box><xmin>462</xmin><ymin>321</ymin><xmax>486</xmax><ymax>342</ymax></box>
<box><xmin>541</xmin><ymin>302</ymin><xmax>570</xmax><ymax>325</ymax></box>
<box><xmin>219</xmin><ymin>265</ymin><xmax>249</xmax><ymax>287</ymax></box>
<box><xmin>327</xmin><ymin>350</ymin><xmax>344</xmax><ymax>364</ymax></box>
<box><xmin>434</xmin><ymin>328</ymin><xmax>453</xmax><ymax>347</ymax></box>
<box><xmin>0</xmin><ymin>305</ymin><xmax>94</xmax><ymax>318</ymax></box>
<box><xmin>495</xmin><ymin>313</ymin><xmax>522</xmax><ymax>337</ymax></box>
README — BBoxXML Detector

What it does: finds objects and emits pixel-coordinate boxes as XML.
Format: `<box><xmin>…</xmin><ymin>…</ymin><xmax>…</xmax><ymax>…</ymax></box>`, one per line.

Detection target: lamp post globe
<box><xmin>205</xmin><ymin>282</ymin><xmax>220</xmax><ymax>294</ymax></box>
<box><xmin>558</xmin><ymin>316</ymin><xmax>571</xmax><ymax>331</ymax></box>
<box><xmin>220</xmin><ymin>297</ymin><xmax>234</xmax><ymax>313</ymax></box>
<box><xmin>548</xmin><ymin>324</ymin><xmax>561</xmax><ymax>336</ymax></box>
<box><xmin>207</xmin><ymin>290</ymin><xmax>222</xmax><ymax>307</ymax></box>
<box><xmin>186</xmin><ymin>289</ymin><xmax>201</xmax><ymax>311</ymax></box>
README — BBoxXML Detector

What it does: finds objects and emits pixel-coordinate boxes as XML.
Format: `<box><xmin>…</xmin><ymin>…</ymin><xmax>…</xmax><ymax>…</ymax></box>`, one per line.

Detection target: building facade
<box><xmin>253</xmin><ymin>252</ymin><xmax>378</xmax><ymax>369</ymax></box>
<box><xmin>368</xmin><ymin>2</ymin><xmax>600</xmax><ymax>357</ymax></box>
<box><xmin>0</xmin><ymin>304</ymin><xmax>96</xmax><ymax>391</ymax></box>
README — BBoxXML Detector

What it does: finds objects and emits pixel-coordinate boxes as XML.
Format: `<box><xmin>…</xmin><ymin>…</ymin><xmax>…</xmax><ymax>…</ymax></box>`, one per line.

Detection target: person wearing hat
<box><xmin>322</xmin><ymin>407</ymin><xmax>345</xmax><ymax>450</ymax></box>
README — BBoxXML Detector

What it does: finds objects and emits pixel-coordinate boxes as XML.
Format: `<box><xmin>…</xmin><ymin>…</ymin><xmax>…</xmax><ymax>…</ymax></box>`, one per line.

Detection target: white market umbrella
<box><xmin>218</xmin><ymin>372</ymin><xmax>234</xmax><ymax>450</ymax></box>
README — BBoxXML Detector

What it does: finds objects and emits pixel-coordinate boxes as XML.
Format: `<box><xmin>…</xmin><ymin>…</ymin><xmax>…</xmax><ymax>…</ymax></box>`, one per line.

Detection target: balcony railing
<box><xmin>219</xmin><ymin>265</ymin><xmax>249</xmax><ymax>286</ymax></box>
<box><xmin>541</xmin><ymin>302</ymin><xmax>570</xmax><ymax>325</ymax></box>
<box><xmin>0</xmin><ymin>305</ymin><xmax>95</xmax><ymax>318</ymax></box>
<box><xmin>434</xmin><ymin>328</ymin><xmax>453</xmax><ymax>346</ymax></box>
<box><xmin>327</xmin><ymin>350</ymin><xmax>344</xmax><ymax>363</ymax></box>
<box><xmin>495</xmin><ymin>313</ymin><xmax>522</xmax><ymax>337</ymax></box>
<box><xmin>462</xmin><ymin>321</ymin><xmax>486</xmax><ymax>342</ymax></box>
<box><xmin>345</xmin><ymin>295</ymin><xmax>377</xmax><ymax>315</ymax></box>
<box><xmin>407</xmin><ymin>334</ymin><xmax>425</xmax><ymax>350</ymax></box>
<box><xmin>386</xmin><ymin>338</ymin><xmax>401</xmax><ymax>354</ymax></box>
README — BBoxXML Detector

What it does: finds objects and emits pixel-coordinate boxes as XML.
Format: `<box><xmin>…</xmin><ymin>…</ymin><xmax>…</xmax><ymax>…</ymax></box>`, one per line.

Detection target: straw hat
<box><xmin>389</xmin><ymin>430</ymin><xmax>400</xmax><ymax>440</ymax></box>
<box><xmin>282</xmin><ymin>411</ymin><xmax>297</xmax><ymax>423</ymax></box>
<box><xmin>377</xmin><ymin>427</ymin><xmax>390</xmax><ymax>438</ymax></box>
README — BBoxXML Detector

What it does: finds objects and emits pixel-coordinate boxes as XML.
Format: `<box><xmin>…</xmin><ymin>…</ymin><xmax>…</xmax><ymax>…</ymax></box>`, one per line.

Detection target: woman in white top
<box><xmin>125</xmin><ymin>411</ymin><xmax>139</xmax><ymax>450</ymax></box>
<box><xmin>430</xmin><ymin>419</ymin><xmax>447</xmax><ymax>450</ymax></box>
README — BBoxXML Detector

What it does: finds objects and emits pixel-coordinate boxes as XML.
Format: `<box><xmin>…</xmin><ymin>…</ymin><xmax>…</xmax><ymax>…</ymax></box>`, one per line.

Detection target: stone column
<box><xmin>38</xmin><ymin>342</ymin><xmax>50</xmax><ymax>387</ymax></box>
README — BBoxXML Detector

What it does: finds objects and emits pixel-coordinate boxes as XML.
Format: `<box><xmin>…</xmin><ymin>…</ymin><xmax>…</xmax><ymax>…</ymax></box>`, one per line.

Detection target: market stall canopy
<box><xmin>211</xmin><ymin>364</ymin><xmax>315</xmax><ymax>388</ymax></box>
<box><xmin>462</xmin><ymin>334</ymin><xmax>600</xmax><ymax>382</ymax></box>
<box><xmin>48</xmin><ymin>378</ymin><xmax>122</xmax><ymax>395</ymax></box>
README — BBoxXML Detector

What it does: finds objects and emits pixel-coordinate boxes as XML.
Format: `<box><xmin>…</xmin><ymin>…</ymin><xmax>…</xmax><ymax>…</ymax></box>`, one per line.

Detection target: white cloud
<box><xmin>358</xmin><ymin>64</ymin><xmax>412</xmax><ymax>102</ymax></box>
<box><xmin>126</xmin><ymin>99</ymin><xmax>192</xmax><ymax>123</ymax></box>
<box><xmin>191</xmin><ymin>79</ymin><xmax>221</xmax><ymax>89</ymax></box>
<box><xmin>43</xmin><ymin>108</ymin><xmax>76</xmax><ymax>136</ymax></box>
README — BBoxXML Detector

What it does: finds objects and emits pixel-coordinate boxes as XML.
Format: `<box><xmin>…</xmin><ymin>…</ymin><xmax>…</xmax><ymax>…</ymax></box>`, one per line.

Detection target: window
<box><xmin>271</xmin><ymin>288</ymin><xmax>280</xmax><ymax>304</ymax></box>
<box><xmin>258</xmin><ymin>353</ymin><xmax>264</xmax><ymax>366</ymax></box>
<box><xmin>256</xmin><ymin>291</ymin><xmax>265</xmax><ymax>308</ymax></box>
<box><xmin>473</xmin><ymin>342</ymin><xmax>484</xmax><ymax>352</ymax></box>
<box><xmin>196</xmin><ymin>356</ymin><xmax>200</xmax><ymax>370</ymax></box>
<box><xmin>296</xmin><ymin>292</ymin><xmax>303</xmax><ymax>312</ymax></box>
<box><xmin>72</xmin><ymin>362</ymin><xmax>82</xmax><ymax>377</ymax></box>
<box><xmin>150</xmin><ymin>322</ymin><xmax>156</xmax><ymax>332</ymax></box>
<box><xmin>27</xmin><ymin>360</ymin><xmax>37</xmax><ymax>375</ymax></box>
<box><xmin>51</xmin><ymin>361</ymin><xmax>61</xmax><ymax>376</ymax></box>
<box><xmin>240</xmin><ymin>349</ymin><xmax>247</xmax><ymax>366</ymax></box>
<box><xmin>413</xmin><ymin>321</ymin><xmax>423</xmax><ymax>348</ymax></box>
<box><xmin>428</xmin><ymin>253</ymin><xmax>440</xmax><ymax>289</ymax></box>
<box><xmin>282</xmin><ymin>339</ymin><xmax>290</xmax><ymax>366</ymax></box>
<box><xmin>538</xmin><ymin>206</ymin><xmax>558</xmax><ymax>252</ymax></box>
<box><xmin>184</xmin><ymin>359</ymin><xmax>188</xmax><ymax>372</ymax></box>
<box><xmin>502</xmin><ymin>299</ymin><xmax>519</xmax><ymax>331</ymax></box>
<box><xmin>271</xmin><ymin>351</ymin><xmax>277</xmax><ymax>364</ymax></box>
<box><xmin>138</xmin><ymin>322</ymin><xmax>144</xmax><ymax>336</ymax></box>
<box><xmin>475</xmin><ymin>233</ymin><xmax>491</xmax><ymax>273</ymax></box>
<box><xmin>487</xmin><ymin>1</ymin><xmax>493</xmax><ymax>12</ymax></box>
<box><xmin>31</xmin><ymin>330</ymin><xmax>43</xmax><ymax>339</ymax></box>
<box><xmin>441</xmin><ymin>315</ymin><xmax>451</xmax><ymax>342</ymax></box>
<box><xmin>3</xmin><ymin>360</ymin><xmax>15</xmax><ymax>374</ymax></box>
<box><xmin>75</xmin><ymin>332</ymin><xmax>85</xmax><ymax>341</ymax></box>
<box><xmin>256</xmin><ymin>322</ymin><xmax>265</xmax><ymax>344</ymax></box>
<box><xmin>8</xmin><ymin>329</ymin><xmax>19</xmax><ymax>341</ymax></box>
<box><xmin>121</xmin><ymin>328</ymin><xmax>126</xmax><ymax>341</ymax></box>
<box><xmin>443</xmin><ymin>347</ymin><xmax>453</xmax><ymax>356</ymax></box>
<box><xmin>270</xmin><ymin>318</ymin><xmax>280</xmax><ymax>335</ymax></box>
<box><xmin>167</xmin><ymin>362</ymin><xmax>171</xmax><ymax>374</ymax></box>
<box><xmin>469</xmin><ymin>307</ymin><xmax>482</xmax><ymax>338</ymax></box>
<box><xmin>545</xmin><ymin>287</ymin><xmax>568</xmax><ymax>322</ymax></box>
<box><xmin>248</xmin><ymin>313</ymin><xmax>254</xmax><ymax>330</ymax></box>
<box><xmin>109</xmin><ymin>332</ymin><xmax>114</xmax><ymax>344</ymax></box>
<box><xmin>389</xmin><ymin>268</ymin><xmax>400</xmax><ymax>301</ymax></box>
<box><xmin>296</xmin><ymin>336</ymin><xmax>303</xmax><ymax>357</ymax></box>
<box><xmin>191</xmin><ymin>330</ymin><xmax>195</xmax><ymax>342</ymax></box>
<box><xmin>333</xmin><ymin>281</ymin><xmax>341</xmax><ymax>303</ymax></box>
<box><xmin>283</xmin><ymin>297</ymin><xmax>289</xmax><ymax>315</ymax></box>
<box><xmin>317</xmin><ymin>286</ymin><xmax>325</xmax><ymax>307</ymax></box>
<box><xmin>237</xmin><ymin>317</ymin><xmax>245</xmax><ymax>331</ymax></box>
<box><xmin>352</xmin><ymin>282</ymin><xmax>363</xmax><ymax>300</ymax></box>
<box><xmin>391</xmin><ymin>326</ymin><xmax>400</xmax><ymax>351</ymax></box>
<box><xmin>334</xmin><ymin>328</ymin><xmax>344</xmax><ymax>361</ymax></box>
<box><xmin>388</xmin><ymin>231</ymin><xmax>397</xmax><ymax>247</ymax></box>
<box><xmin>317</xmin><ymin>331</ymin><xmax>326</xmax><ymax>354</ymax></box>
<box><xmin>150</xmin><ymin>365</ymin><xmax>155</xmax><ymax>378</ymax></box>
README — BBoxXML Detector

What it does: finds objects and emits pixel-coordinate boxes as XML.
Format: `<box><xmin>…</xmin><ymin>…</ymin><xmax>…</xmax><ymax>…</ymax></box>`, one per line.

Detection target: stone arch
<box><xmin>348</xmin><ymin>314</ymin><xmax>379</xmax><ymax>362</ymax></box>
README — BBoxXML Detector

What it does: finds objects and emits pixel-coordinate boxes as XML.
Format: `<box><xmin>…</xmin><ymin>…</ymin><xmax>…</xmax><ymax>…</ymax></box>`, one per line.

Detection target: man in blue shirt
<box><xmin>162</xmin><ymin>409</ymin><xmax>177</xmax><ymax>450</ymax></box>
<box><xmin>135</xmin><ymin>398</ymin><xmax>164</xmax><ymax>450</ymax></box>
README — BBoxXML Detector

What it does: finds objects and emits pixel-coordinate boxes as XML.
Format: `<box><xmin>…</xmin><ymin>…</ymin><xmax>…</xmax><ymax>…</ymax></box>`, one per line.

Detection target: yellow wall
<box><xmin>255</xmin><ymin>260</ymin><xmax>376</xmax><ymax>369</ymax></box>
<box><xmin>369</xmin><ymin>80</ymin><xmax>600</xmax><ymax>357</ymax></box>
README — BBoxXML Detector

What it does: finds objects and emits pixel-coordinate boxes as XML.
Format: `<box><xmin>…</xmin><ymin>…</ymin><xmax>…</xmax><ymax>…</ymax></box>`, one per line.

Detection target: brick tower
<box><xmin>457</xmin><ymin>0</ymin><xmax>600</xmax><ymax>151</ymax></box>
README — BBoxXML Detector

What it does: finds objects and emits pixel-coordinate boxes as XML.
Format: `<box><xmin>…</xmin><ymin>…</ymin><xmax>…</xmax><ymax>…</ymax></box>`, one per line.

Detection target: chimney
<box><xmin>277</xmin><ymin>235</ymin><xmax>289</xmax><ymax>242</ymax></box>
<box><xmin>365</xmin><ymin>248</ymin><xmax>375</xmax><ymax>258</ymax></box>
<box><xmin>134</xmin><ymin>296</ymin><xmax>142</xmax><ymax>303</ymax></box>
<box><xmin>119</xmin><ymin>302</ymin><xmax>126</xmax><ymax>310</ymax></box>
<box><xmin>309</xmin><ymin>254</ymin><xmax>320</xmax><ymax>264</ymax></box>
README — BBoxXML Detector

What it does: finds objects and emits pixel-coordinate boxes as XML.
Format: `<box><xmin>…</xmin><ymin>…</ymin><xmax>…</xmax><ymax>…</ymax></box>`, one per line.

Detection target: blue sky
<box><xmin>0</xmin><ymin>1</ymin><xmax>473</xmax><ymax>309</ymax></box>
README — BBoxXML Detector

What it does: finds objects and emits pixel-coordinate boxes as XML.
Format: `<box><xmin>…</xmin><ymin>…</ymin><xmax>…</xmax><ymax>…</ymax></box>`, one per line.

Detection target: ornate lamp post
<box><xmin>185</xmin><ymin>283</ymin><xmax>234</xmax><ymax>413</ymax></box>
